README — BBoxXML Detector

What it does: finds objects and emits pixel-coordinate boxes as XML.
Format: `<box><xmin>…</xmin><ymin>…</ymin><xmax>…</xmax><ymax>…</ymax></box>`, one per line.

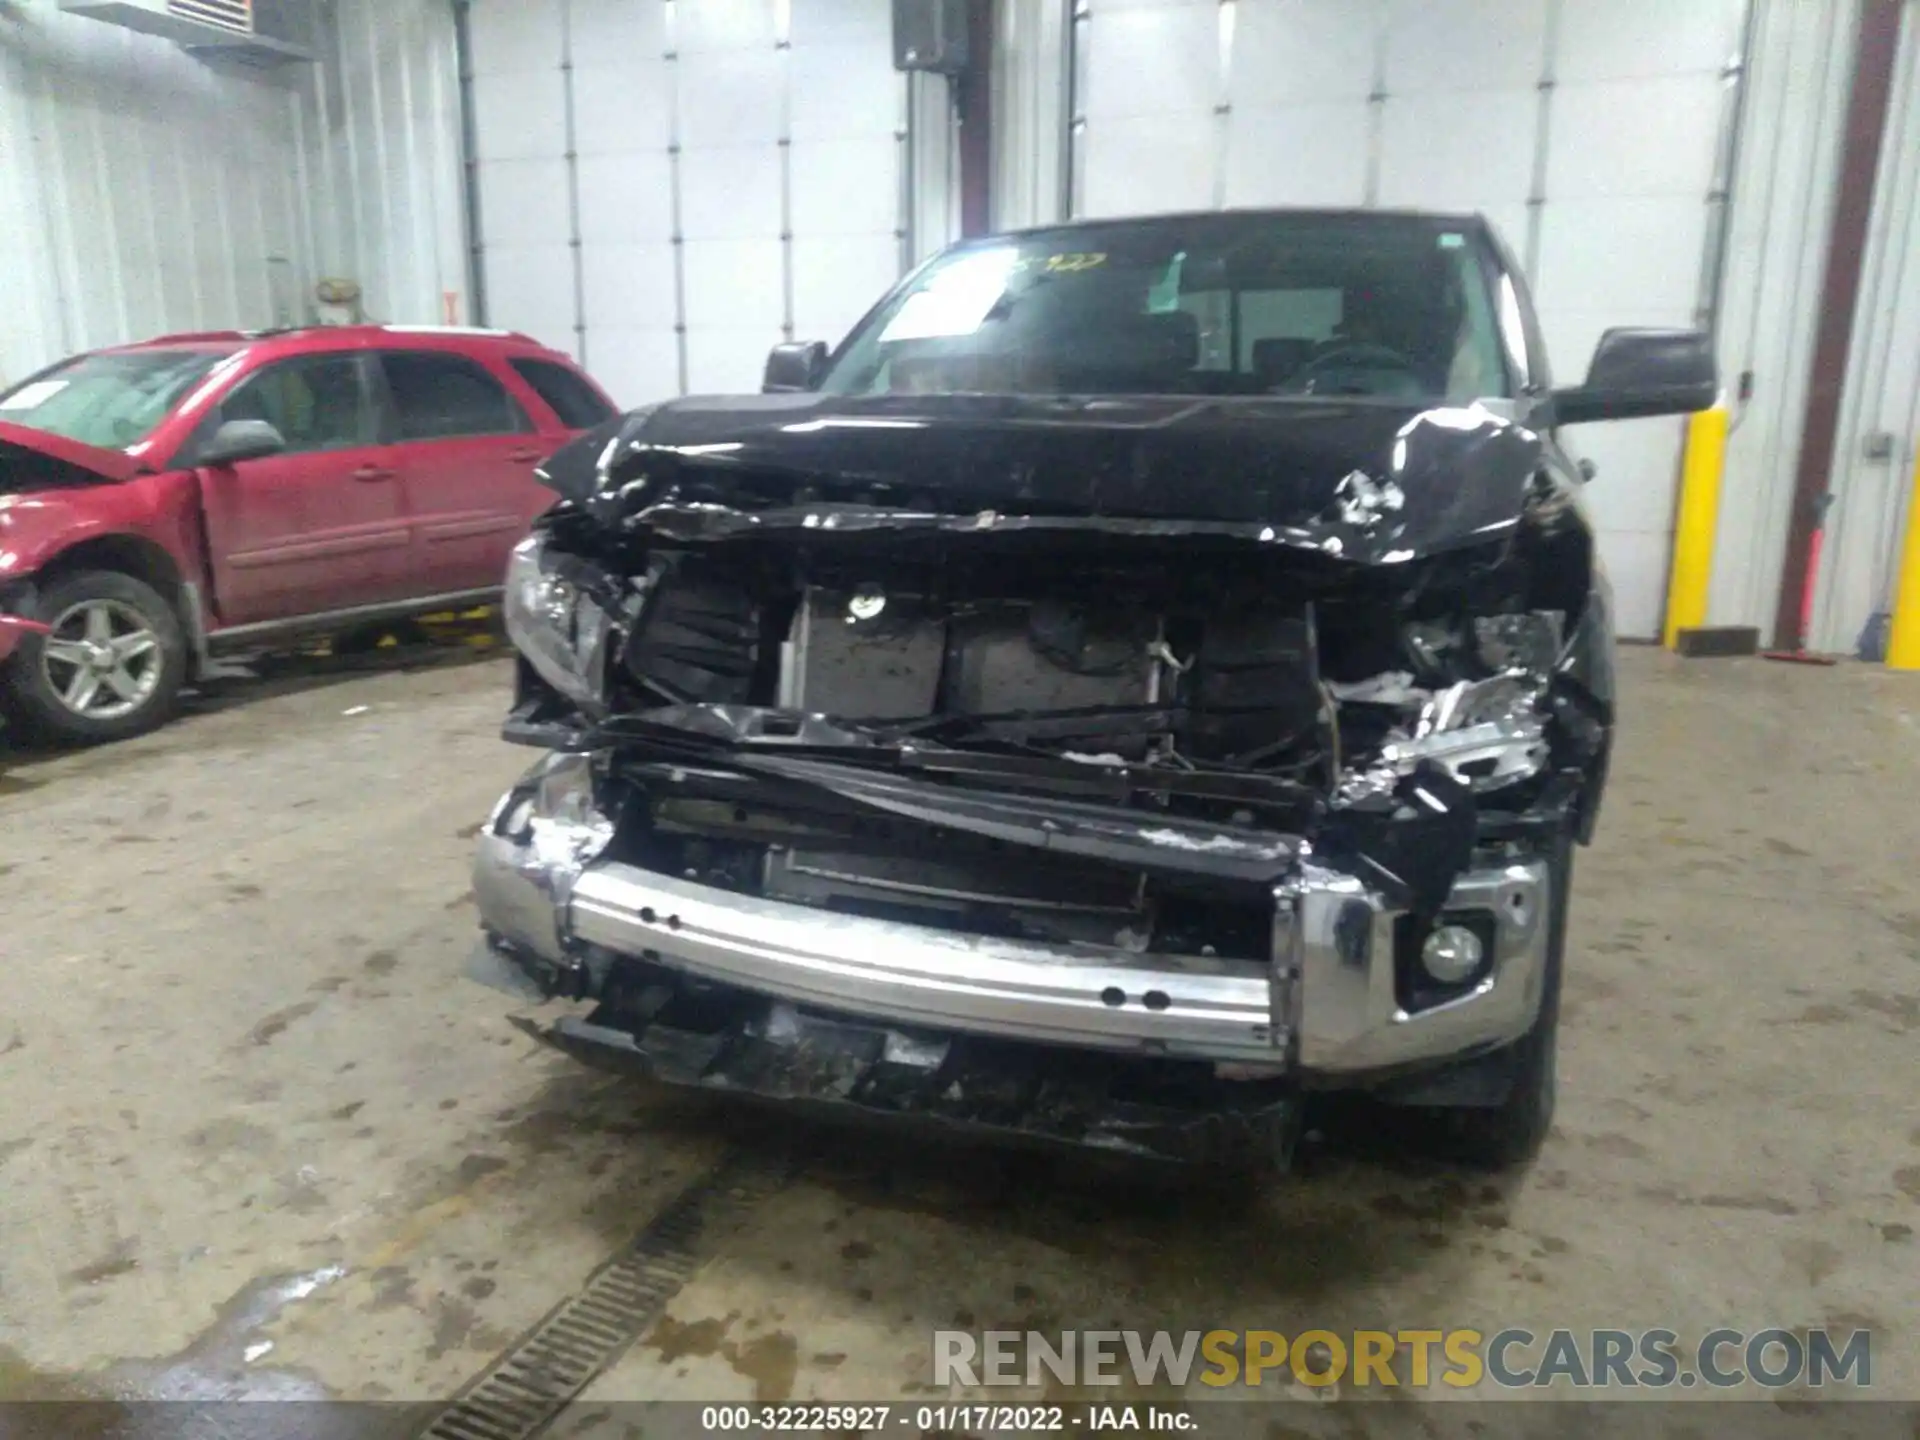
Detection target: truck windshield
<box><xmin>820</xmin><ymin>213</ymin><xmax>1511</xmax><ymax>403</ymax></box>
<box><xmin>0</xmin><ymin>350</ymin><xmax>228</xmax><ymax>448</ymax></box>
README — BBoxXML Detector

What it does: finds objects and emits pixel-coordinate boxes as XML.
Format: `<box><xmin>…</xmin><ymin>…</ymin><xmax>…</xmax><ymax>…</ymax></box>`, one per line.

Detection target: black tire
<box><xmin>1432</xmin><ymin>1006</ymin><xmax>1557</xmax><ymax>1170</ymax></box>
<box><xmin>1382</xmin><ymin>844</ymin><xmax>1574</xmax><ymax>1175</ymax></box>
<box><xmin>2</xmin><ymin>570</ymin><xmax>188</xmax><ymax>745</ymax></box>
<box><xmin>1426</xmin><ymin>841</ymin><xmax>1571</xmax><ymax>1171</ymax></box>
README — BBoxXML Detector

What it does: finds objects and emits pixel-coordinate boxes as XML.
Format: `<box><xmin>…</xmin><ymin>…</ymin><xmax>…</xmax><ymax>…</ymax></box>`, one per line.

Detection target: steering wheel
<box><xmin>1280</xmin><ymin>342</ymin><xmax>1423</xmax><ymax>394</ymax></box>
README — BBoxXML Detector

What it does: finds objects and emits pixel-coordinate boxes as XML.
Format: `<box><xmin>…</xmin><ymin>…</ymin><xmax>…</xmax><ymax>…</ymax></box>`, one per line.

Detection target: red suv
<box><xmin>0</xmin><ymin>325</ymin><xmax>615</xmax><ymax>744</ymax></box>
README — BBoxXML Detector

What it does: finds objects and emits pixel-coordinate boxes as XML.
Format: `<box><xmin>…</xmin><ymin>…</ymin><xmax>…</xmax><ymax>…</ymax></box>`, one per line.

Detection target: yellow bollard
<box><xmin>1663</xmin><ymin>406</ymin><xmax>1730</xmax><ymax>650</ymax></box>
<box><xmin>1887</xmin><ymin>448</ymin><xmax>1920</xmax><ymax>670</ymax></box>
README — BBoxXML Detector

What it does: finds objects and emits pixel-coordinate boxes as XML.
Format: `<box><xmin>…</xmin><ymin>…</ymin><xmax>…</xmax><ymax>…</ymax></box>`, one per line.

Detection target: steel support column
<box><xmin>1773</xmin><ymin>0</ymin><xmax>1903</xmax><ymax>651</ymax></box>
<box><xmin>957</xmin><ymin>0</ymin><xmax>996</xmax><ymax>236</ymax></box>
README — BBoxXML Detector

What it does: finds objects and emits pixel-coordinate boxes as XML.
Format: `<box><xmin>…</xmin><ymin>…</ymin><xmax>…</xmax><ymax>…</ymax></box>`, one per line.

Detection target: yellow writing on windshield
<box><xmin>1013</xmin><ymin>252</ymin><xmax>1108</xmax><ymax>275</ymax></box>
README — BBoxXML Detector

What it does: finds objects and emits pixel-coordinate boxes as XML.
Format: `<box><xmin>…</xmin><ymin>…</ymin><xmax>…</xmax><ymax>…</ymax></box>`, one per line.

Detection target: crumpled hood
<box><xmin>0</xmin><ymin>421</ymin><xmax>141</xmax><ymax>490</ymax></box>
<box><xmin>539</xmin><ymin>392</ymin><xmax>1547</xmax><ymax>562</ymax></box>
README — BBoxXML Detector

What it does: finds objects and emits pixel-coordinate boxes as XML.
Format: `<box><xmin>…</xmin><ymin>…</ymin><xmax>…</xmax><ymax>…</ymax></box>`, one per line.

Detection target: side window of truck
<box><xmin>379</xmin><ymin>352</ymin><xmax>531</xmax><ymax>442</ymax></box>
<box><xmin>219</xmin><ymin>355</ymin><xmax>374</xmax><ymax>454</ymax></box>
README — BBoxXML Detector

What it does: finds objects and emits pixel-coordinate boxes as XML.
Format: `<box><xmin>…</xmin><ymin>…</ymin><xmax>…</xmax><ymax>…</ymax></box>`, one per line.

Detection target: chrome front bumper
<box><xmin>472</xmin><ymin>764</ymin><xmax>1553</xmax><ymax>1079</ymax></box>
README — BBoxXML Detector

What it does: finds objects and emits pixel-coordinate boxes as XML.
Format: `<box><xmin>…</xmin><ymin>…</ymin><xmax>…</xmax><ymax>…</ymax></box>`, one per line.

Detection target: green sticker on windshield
<box><xmin>1147</xmin><ymin>252</ymin><xmax>1185</xmax><ymax>313</ymax></box>
<box><xmin>1438</xmin><ymin>233</ymin><xmax>1465</xmax><ymax>249</ymax></box>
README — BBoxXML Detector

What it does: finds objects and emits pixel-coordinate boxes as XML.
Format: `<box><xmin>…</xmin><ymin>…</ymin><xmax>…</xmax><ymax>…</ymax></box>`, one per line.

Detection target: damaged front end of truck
<box><xmin>469</xmin><ymin>393</ymin><xmax>1612</xmax><ymax>1166</ymax></box>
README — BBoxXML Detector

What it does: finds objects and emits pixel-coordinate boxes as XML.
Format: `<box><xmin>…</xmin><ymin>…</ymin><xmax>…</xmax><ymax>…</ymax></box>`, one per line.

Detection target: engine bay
<box><xmin>498</xmin><ymin>502</ymin><xmax>1607</xmax><ymax>963</ymax></box>
<box><xmin>515</xmin><ymin>517</ymin><xmax>1591</xmax><ymax>802</ymax></box>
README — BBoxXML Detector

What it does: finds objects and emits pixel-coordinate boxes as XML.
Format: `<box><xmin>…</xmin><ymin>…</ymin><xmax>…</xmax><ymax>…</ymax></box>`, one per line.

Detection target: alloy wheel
<box><xmin>39</xmin><ymin>598</ymin><xmax>164</xmax><ymax>721</ymax></box>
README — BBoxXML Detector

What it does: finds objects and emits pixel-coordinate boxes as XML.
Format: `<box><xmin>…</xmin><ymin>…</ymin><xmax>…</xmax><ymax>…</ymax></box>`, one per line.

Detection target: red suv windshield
<box><xmin>0</xmin><ymin>349</ymin><xmax>231</xmax><ymax>449</ymax></box>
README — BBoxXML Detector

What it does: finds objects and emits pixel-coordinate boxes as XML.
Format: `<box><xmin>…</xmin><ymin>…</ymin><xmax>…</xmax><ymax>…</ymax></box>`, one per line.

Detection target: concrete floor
<box><xmin>2</xmin><ymin>643</ymin><xmax>1918</xmax><ymax>1422</ymax></box>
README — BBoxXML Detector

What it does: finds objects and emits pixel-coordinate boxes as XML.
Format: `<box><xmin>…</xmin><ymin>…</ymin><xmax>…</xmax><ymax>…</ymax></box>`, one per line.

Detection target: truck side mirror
<box><xmin>1550</xmin><ymin>328</ymin><xmax>1717</xmax><ymax>425</ymax></box>
<box><xmin>197</xmin><ymin>419</ymin><xmax>287</xmax><ymax>467</ymax></box>
<box><xmin>762</xmin><ymin>341</ymin><xmax>827</xmax><ymax>393</ymax></box>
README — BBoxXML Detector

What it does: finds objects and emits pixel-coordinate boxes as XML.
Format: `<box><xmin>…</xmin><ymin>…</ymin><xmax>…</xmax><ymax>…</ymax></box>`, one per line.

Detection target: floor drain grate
<box><xmin>414</xmin><ymin>1148</ymin><xmax>794</xmax><ymax>1440</ymax></box>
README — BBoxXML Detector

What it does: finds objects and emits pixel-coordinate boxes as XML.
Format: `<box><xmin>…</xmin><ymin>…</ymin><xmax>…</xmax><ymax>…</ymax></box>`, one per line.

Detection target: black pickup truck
<box><xmin>467</xmin><ymin>208</ymin><xmax>1715</xmax><ymax>1169</ymax></box>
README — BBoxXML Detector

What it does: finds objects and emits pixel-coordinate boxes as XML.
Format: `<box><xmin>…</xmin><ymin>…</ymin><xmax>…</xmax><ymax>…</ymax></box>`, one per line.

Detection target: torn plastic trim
<box><xmin>472</xmin><ymin>752</ymin><xmax>618</xmax><ymax>967</ymax></box>
<box><xmin>539</xmin><ymin>991</ymin><xmax>1301</xmax><ymax>1167</ymax></box>
<box><xmin>1320</xmin><ymin>762</ymin><xmax>1479</xmax><ymax>920</ymax></box>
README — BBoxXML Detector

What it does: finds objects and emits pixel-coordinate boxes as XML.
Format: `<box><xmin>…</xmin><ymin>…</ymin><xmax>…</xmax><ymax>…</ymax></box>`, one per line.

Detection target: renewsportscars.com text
<box><xmin>933</xmin><ymin>1328</ymin><xmax>1872</xmax><ymax>1391</ymax></box>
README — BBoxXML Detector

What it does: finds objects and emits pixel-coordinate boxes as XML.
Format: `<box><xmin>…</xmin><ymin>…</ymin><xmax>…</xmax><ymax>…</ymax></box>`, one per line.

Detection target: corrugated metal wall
<box><xmin>992</xmin><ymin>0</ymin><xmax>1071</xmax><ymax>232</ymax></box>
<box><xmin>300</xmin><ymin>0</ymin><xmax>468</xmax><ymax>328</ymax></box>
<box><xmin>0</xmin><ymin>0</ymin><xmax>464</xmax><ymax>389</ymax></box>
<box><xmin>0</xmin><ymin>2</ymin><xmax>310</xmax><ymax>385</ymax></box>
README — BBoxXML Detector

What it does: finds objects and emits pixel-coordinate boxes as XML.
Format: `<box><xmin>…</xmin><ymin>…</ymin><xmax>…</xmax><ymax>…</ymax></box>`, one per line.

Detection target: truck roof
<box><xmin>986</xmin><ymin>206</ymin><xmax>1492</xmax><ymax>242</ymax></box>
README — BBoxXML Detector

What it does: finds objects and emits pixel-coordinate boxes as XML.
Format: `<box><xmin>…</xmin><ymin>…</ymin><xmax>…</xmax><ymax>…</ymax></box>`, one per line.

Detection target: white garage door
<box><xmin>1071</xmin><ymin>0</ymin><xmax>1745</xmax><ymax>637</ymax></box>
<box><xmin>467</xmin><ymin>0</ymin><xmax>908</xmax><ymax>407</ymax></box>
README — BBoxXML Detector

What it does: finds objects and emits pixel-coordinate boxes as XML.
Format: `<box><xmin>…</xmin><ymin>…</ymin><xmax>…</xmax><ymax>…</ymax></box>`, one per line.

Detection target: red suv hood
<box><xmin>0</xmin><ymin>421</ymin><xmax>141</xmax><ymax>485</ymax></box>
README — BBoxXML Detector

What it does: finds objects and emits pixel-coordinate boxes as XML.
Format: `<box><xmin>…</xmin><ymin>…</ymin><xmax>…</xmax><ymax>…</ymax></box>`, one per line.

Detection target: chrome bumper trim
<box><xmin>568</xmin><ymin>864</ymin><xmax>1282</xmax><ymax>1061</ymax></box>
<box><xmin>1292</xmin><ymin>860</ymin><xmax>1551</xmax><ymax>1073</ymax></box>
<box><xmin>472</xmin><ymin>769</ymin><xmax>1554</xmax><ymax>1075</ymax></box>
<box><xmin>472</xmin><ymin>827</ymin><xmax>568</xmax><ymax>965</ymax></box>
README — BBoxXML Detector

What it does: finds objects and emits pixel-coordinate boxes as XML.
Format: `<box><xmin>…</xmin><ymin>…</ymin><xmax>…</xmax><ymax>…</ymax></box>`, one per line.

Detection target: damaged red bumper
<box><xmin>0</xmin><ymin>614</ymin><xmax>49</xmax><ymax>665</ymax></box>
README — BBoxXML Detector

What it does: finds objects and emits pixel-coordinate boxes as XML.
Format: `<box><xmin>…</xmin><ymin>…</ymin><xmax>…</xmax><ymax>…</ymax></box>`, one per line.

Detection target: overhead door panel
<box><xmin>469</xmin><ymin>3</ymin><xmax>573</xmax><ymax>348</ymax></box>
<box><xmin>1069</xmin><ymin>0</ymin><xmax>1746</xmax><ymax>637</ymax></box>
<box><xmin>1371</xmin><ymin>0</ymin><xmax>1543</xmax><ymax>268</ymax></box>
<box><xmin>1223</xmin><ymin>0</ymin><xmax>1374</xmax><ymax>208</ymax></box>
<box><xmin>790</xmin><ymin>4</ymin><xmax>906</xmax><ymax>342</ymax></box>
<box><xmin>673</xmin><ymin>0</ymin><xmax>783</xmax><ymax>395</ymax></box>
<box><xmin>1223</xmin><ymin>104</ymin><xmax>1369</xmax><ymax>209</ymax></box>
<box><xmin>1379</xmin><ymin>91</ymin><xmax>1536</xmax><ymax>210</ymax></box>
<box><xmin>571</xmin><ymin>0</ymin><xmax>677</xmax><ymax>408</ymax></box>
<box><xmin>1385</xmin><ymin>0</ymin><xmax>1545</xmax><ymax>90</ymax></box>
<box><xmin>1079</xmin><ymin>0</ymin><xmax>1218</xmax><ymax>217</ymax></box>
<box><xmin>468</xmin><ymin>0</ymin><xmax>907</xmax><ymax>407</ymax></box>
<box><xmin>1538</xmin><ymin>1</ymin><xmax>1741</xmax><ymax>637</ymax></box>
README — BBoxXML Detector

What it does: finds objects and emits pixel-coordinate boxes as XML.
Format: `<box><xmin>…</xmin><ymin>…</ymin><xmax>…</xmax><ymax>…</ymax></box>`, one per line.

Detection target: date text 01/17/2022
<box><xmin>698</xmin><ymin>1404</ymin><xmax>1199</xmax><ymax>1432</ymax></box>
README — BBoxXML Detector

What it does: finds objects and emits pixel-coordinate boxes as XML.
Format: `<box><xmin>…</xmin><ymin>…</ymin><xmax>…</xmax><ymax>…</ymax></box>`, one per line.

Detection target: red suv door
<box><xmin>373</xmin><ymin>349</ymin><xmax>555</xmax><ymax>598</ymax></box>
<box><xmin>192</xmin><ymin>352</ymin><xmax>411</xmax><ymax>625</ymax></box>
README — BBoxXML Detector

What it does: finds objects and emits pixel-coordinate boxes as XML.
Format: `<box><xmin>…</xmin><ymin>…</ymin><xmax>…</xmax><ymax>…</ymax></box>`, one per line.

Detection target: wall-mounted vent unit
<box><xmin>57</xmin><ymin>0</ymin><xmax>313</xmax><ymax>66</ymax></box>
<box><xmin>170</xmin><ymin>0</ymin><xmax>253</xmax><ymax>34</ymax></box>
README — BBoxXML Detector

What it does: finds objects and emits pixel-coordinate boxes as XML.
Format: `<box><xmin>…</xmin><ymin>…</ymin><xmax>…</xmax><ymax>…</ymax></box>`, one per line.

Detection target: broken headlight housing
<box><xmin>1330</xmin><ymin>610</ymin><xmax>1562</xmax><ymax>807</ymax></box>
<box><xmin>502</xmin><ymin>532</ymin><xmax>619</xmax><ymax>710</ymax></box>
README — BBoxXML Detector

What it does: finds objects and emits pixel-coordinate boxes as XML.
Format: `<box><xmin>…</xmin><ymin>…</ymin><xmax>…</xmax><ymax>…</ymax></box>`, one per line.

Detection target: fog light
<box><xmin>1421</xmin><ymin>924</ymin><xmax>1484</xmax><ymax>984</ymax></box>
